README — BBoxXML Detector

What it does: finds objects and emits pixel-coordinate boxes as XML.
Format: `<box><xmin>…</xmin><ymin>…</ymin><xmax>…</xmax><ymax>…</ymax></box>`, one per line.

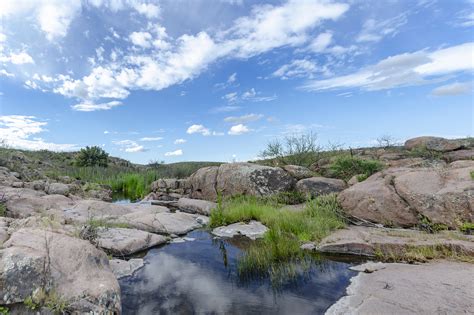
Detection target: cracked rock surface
<box><xmin>338</xmin><ymin>161</ymin><xmax>474</xmax><ymax>228</ymax></box>
<box><xmin>326</xmin><ymin>260</ymin><xmax>474</xmax><ymax>315</ymax></box>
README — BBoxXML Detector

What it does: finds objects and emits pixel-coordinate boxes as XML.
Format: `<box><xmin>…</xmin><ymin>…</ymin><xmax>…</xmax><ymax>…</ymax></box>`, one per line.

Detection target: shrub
<box><xmin>75</xmin><ymin>146</ymin><xmax>109</xmax><ymax>167</ymax></box>
<box><xmin>260</xmin><ymin>132</ymin><xmax>321</xmax><ymax>167</ymax></box>
<box><xmin>470</xmin><ymin>171</ymin><xmax>474</xmax><ymax>180</ymax></box>
<box><xmin>329</xmin><ymin>156</ymin><xmax>383</xmax><ymax>181</ymax></box>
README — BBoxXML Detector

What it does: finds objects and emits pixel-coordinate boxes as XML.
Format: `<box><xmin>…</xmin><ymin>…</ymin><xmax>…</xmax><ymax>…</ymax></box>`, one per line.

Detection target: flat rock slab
<box><xmin>97</xmin><ymin>228</ymin><xmax>168</xmax><ymax>256</ymax></box>
<box><xmin>63</xmin><ymin>200</ymin><xmax>169</xmax><ymax>224</ymax></box>
<box><xmin>326</xmin><ymin>261</ymin><xmax>474</xmax><ymax>314</ymax></box>
<box><xmin>177</xmin><ymin>197</ymin><xmax>217</xmax><ymax>215</ymax></box>
<box><xmin>115</xmin><ymin>211</ymin><xmax>209</xmax><ymax>235</ymax></box>
<box><xmin>316</xmin><ymin>226</ymin><xmax>474</xmax><ymax>257</ymax></box>
<box><xmin>109</xmin><ymin>258</ymin><xmax>144</xmax><ymax>279</ymax></box>
<box><xmin>212</xmin><ymin>220</ymin><xmax>268</xmax><ymax>240</ymax></box>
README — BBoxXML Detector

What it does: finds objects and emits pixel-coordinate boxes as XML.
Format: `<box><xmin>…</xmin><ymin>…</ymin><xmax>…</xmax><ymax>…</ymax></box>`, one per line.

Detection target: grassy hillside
<box><xmin>0</xmin><ymin>147</ymin><xmax>223</xmax><ymax>200</ymax></box>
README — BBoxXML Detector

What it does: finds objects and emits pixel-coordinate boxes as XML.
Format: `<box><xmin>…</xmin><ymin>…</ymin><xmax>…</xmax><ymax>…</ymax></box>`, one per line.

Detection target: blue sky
<box><xmin>0</xmin><ymin>0</ymin><xmax>473</xmax><ymax>164</ymax></box>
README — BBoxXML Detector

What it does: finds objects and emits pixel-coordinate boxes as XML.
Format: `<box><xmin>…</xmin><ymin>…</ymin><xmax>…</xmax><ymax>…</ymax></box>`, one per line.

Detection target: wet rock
<box><xmin>296</xmin><ymin>177</ymin><xmax>346</xmax><ymax>198</ymax></box>
<box><xmin>405</xmin><ymin>136</ymin><xmax>462</xmax><ymax>152</ymax></box>
<box><xmin>1</xmin><ymin>228</ymin><xmax>120</xmax><ymax>313</ymax></box>
<box><xmin>282</xmin><ymin>165</ymin><xmax>314</xmax><ymax>180</ymax></box>
<box><xmin>96</xmin><ymin>227</ymin><xmax>168</xmax><ymax>256</ymax></box>
<box><xmin>177</xmin><ymin>198</ymin><xmax>216</xmax><ymax>215</ymax></box>
<box><xmin>109</xmin><ymin>258</ymin><xmax>145</xmax><ymax>279</ymax></box>
<box><xmin>350</xmin><ymin>261</ymin><xmax>386</xmax><ymax>273</ymax></box>
<box><xmin>317</xmin><ymin>226</ymin><xmax>474</xmax><ymax>257</ymax></box>
<box><xmin>326</xmin><ymin>261</ymin><xmax>474</xmax><ymax>314</ymax></box>
<box><xmin>212</xmin><ymin>220</ymin><xmax>268</xmax><ymax>240</ymax></box>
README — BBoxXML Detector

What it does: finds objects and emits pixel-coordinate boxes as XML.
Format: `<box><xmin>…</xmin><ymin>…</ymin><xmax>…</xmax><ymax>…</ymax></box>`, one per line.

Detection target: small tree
<box><xmin>376</xmin><ymin>134</ymin><xmax>398</xmax><ymax>149</ymax></box>
<box><xmin>260</xmin><ymin>132</ymin><xmax>320</xmax><ymax>166</ymax></box>
<box><xmin>75</xmin><ymin>146</ymin><xmax>109</xmax><ymax>167</ymax></box>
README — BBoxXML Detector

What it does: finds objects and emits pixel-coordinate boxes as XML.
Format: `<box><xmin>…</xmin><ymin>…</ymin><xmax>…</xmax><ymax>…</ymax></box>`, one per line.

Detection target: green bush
<box><xmin>330</xmin><ymin>156</ymin><xmax>383</xmax><ymax>181</ymax></box>
<box><xmin>75</xmin><ymin>146</ymin><xmax>109</xmax><ymax>167</ymax></box>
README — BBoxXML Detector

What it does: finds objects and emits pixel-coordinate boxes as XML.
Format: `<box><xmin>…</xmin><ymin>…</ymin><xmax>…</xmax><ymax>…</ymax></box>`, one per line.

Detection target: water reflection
<box><xmin>120</xmin><ymin>231</ymin><xmax>356</xmax><ymax>315</ymax></box>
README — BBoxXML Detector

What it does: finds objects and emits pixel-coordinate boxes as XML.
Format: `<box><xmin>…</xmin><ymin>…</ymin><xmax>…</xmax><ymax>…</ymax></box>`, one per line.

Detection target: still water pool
<box><xmin>120</xmin><ymin>230</ymin><xmax>359</xmax><ymax>315</ymax></box>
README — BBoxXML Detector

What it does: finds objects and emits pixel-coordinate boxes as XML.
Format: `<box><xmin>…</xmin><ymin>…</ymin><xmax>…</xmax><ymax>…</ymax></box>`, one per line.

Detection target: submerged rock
<box><xmin>326</xmin><ymin>261</ymin><xmax>474</xmax><ymax>314</ymax></box>
<box><xmin>109</xmin><ymin>258</ymin><xmax>145</xmax><ymax>279</ymax></box>
<box><xmin>212</xmin><ymin>220</ymin><xmax>268</xmax><ymax>240</ymax></box>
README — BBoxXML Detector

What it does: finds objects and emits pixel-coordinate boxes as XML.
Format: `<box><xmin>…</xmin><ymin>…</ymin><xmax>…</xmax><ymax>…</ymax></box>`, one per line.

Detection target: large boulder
<box><xmin>216</xmin><ymin>163</ymin><xmax>295</xmax><ymax>198</ymax></box>
<box><xmin>405</xmin><ymin>136</ymin><xmax>462</xmax><ymax>152</ymax></box>
<box><xmin>189</xmin><ymin>163</ymin><xmax>296</xmax><ymax>201</ymax></box>
<box><xmin>1</xmin><ymin>228</ymin><xmax>120</xmax><ymax>313</ymax></box>
<box><xmin>338</xmin><ymin>161</ymin><xmax>474</xmax><ymax>228</ymax></box>
<box><xmin>188</xmin><ymin>166</ymin><xmax>219</xmax><ymax>200</ymax></box>
<box><xmin>282</xmin><ymin>165</ymin><xmax>314</xmax><ymax>180</ymax></box>
<box><xmin>296</xmin><ymin>177</ymin><xmax>346</xmax><ymax>198</ymax></box>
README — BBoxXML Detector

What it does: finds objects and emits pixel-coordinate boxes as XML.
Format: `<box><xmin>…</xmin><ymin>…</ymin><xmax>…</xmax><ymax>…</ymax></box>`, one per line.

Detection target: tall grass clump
<box><xmin>329</xmin><ymin>155</ymin><xmax>383</xmax><ymax>181</ymax></box>
<box><xmin>210</xmin><ymin>194</ymin><xmax>346</xmax><ymax>281</ymax></box>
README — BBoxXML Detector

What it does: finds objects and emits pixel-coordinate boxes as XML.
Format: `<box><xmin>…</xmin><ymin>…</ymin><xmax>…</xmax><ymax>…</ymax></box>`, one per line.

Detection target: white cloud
<box><xmin>431</xmin><ymin>82</ymin><xmax>472</xmax><ymax>96</ymax></box>
<box><xmin>174</xmin><ymin>138</ymin><xmax>186</xmax><ymax>144</ymax></box>
<box><xmin>0</xmin><ymin>115</ymin><xmax>76</xmax><ymax>151</ymax></box>
<box><xmin>165</xmin><ymin>149</ymin><xmax>183</xmax><ymax>156</ymax></box>
<box><xmin>0</xmin><ymin>51</ymin><xmax>35</xmax><ymax>64</ymax></box>
<box><xmin>133</xmin><ymin>3</ymin><xmax>160</xmax><ymax>19</ymax></box>
<box><xmin>228</xmin><ymin>124</ymin><xmax>250</xmax><ymax>135</ymax></box>
<box><xmin>4</xmin><ymin>0</ymin><xmax>348</xmax><ymax>109</ymax></box>
<box><xmin>0</xmin><ymin>69</ymin><xmax>14</xmax><ymax>77</ymax></box>
<box><xmin>129</xmin><ymin>31</ymin><xmax>153</xmax><ymax>48</ymax></box>
<box><xmin>356</xmin><ymin>13</ymin><xmax>408</xmax><ymax>43</ymax></box>
<box><xmin>113</xmin><ymin>139</ymin><xmax>146</xmax><ymax>153</ymax></box>
<box><xmin>308</xmin><ymin>32</ymin><xmax>333</xmax><ymax>52</ymax></box>
<box><xmin>139</xmin><ymin>136</ymin><xmax>163</xmax><ymax>141</ymax></box>
<box><xmin>241</xmin><ymin>88</ymin><xmax>277</xmax><ymax>102</ymax></box>
<box><xmin>187</xmin><ymin>124</ymin><xmax>211</xmax><ymax>136</ymax></box>
<box><xmin>211</xmin><ymin>105</ymin><xmax>242</xmax><ymax>113</ymax></box>
<box><xmin>71</xmin><ymin>100</ymin><xmax>122</xmax><ymax>112</ymax></box>
<box><xmin>224</xmin><ymin>114</ymin><xmax>263</xmax><ymax>124</ymax></box>
<box><xmin>303</xmin><ymin>42</ymin><xmax>474</xmax><ymax>92</ymax></box>
<box><xmin>223</xmin><ymin>92</ymin><xmax>238</xmax><ymax>103</ymax></box>
<box><xmin>273</xmin><ymin>59</ymin><xmax>319</xmax><ymax>79</ymax></box>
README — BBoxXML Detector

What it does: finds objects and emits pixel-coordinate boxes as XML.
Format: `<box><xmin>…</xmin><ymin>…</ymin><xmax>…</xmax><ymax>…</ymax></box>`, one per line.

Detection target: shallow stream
<box><xmin>119</xmin><ymin>230</ymin><xmax>359</xmax><ymax>315</ymax></box>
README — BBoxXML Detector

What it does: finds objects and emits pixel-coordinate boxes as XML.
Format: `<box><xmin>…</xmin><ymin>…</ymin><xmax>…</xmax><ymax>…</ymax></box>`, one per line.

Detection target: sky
<box><xmin>0</xmin><ymin>0</ymin><xmax>473</xmax><ymax>164</ymax></box>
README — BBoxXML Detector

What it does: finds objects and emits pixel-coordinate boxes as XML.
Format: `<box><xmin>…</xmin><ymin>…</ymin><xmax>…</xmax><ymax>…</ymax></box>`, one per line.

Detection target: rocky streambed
<box><xmin>1</xmin><ymin>136</ymin><xmax>474</xmax><ymax>314</ymax></box>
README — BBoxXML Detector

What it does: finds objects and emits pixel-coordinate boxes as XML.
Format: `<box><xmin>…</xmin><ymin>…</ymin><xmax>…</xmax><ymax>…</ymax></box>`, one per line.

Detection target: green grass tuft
<box><xmin>470</xmin><ymin>170</ymin><xmax>474</xmax><ymax>180</ymax></box>
<box><xmin>329</xmin><ymin>155</ymin><xmax>383</xmax><ymax>181</ymax></box>
<box><xmin>210</xmin><ymin>194</ymin><xmax>346</xmax><ymax>280</ymax></box>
